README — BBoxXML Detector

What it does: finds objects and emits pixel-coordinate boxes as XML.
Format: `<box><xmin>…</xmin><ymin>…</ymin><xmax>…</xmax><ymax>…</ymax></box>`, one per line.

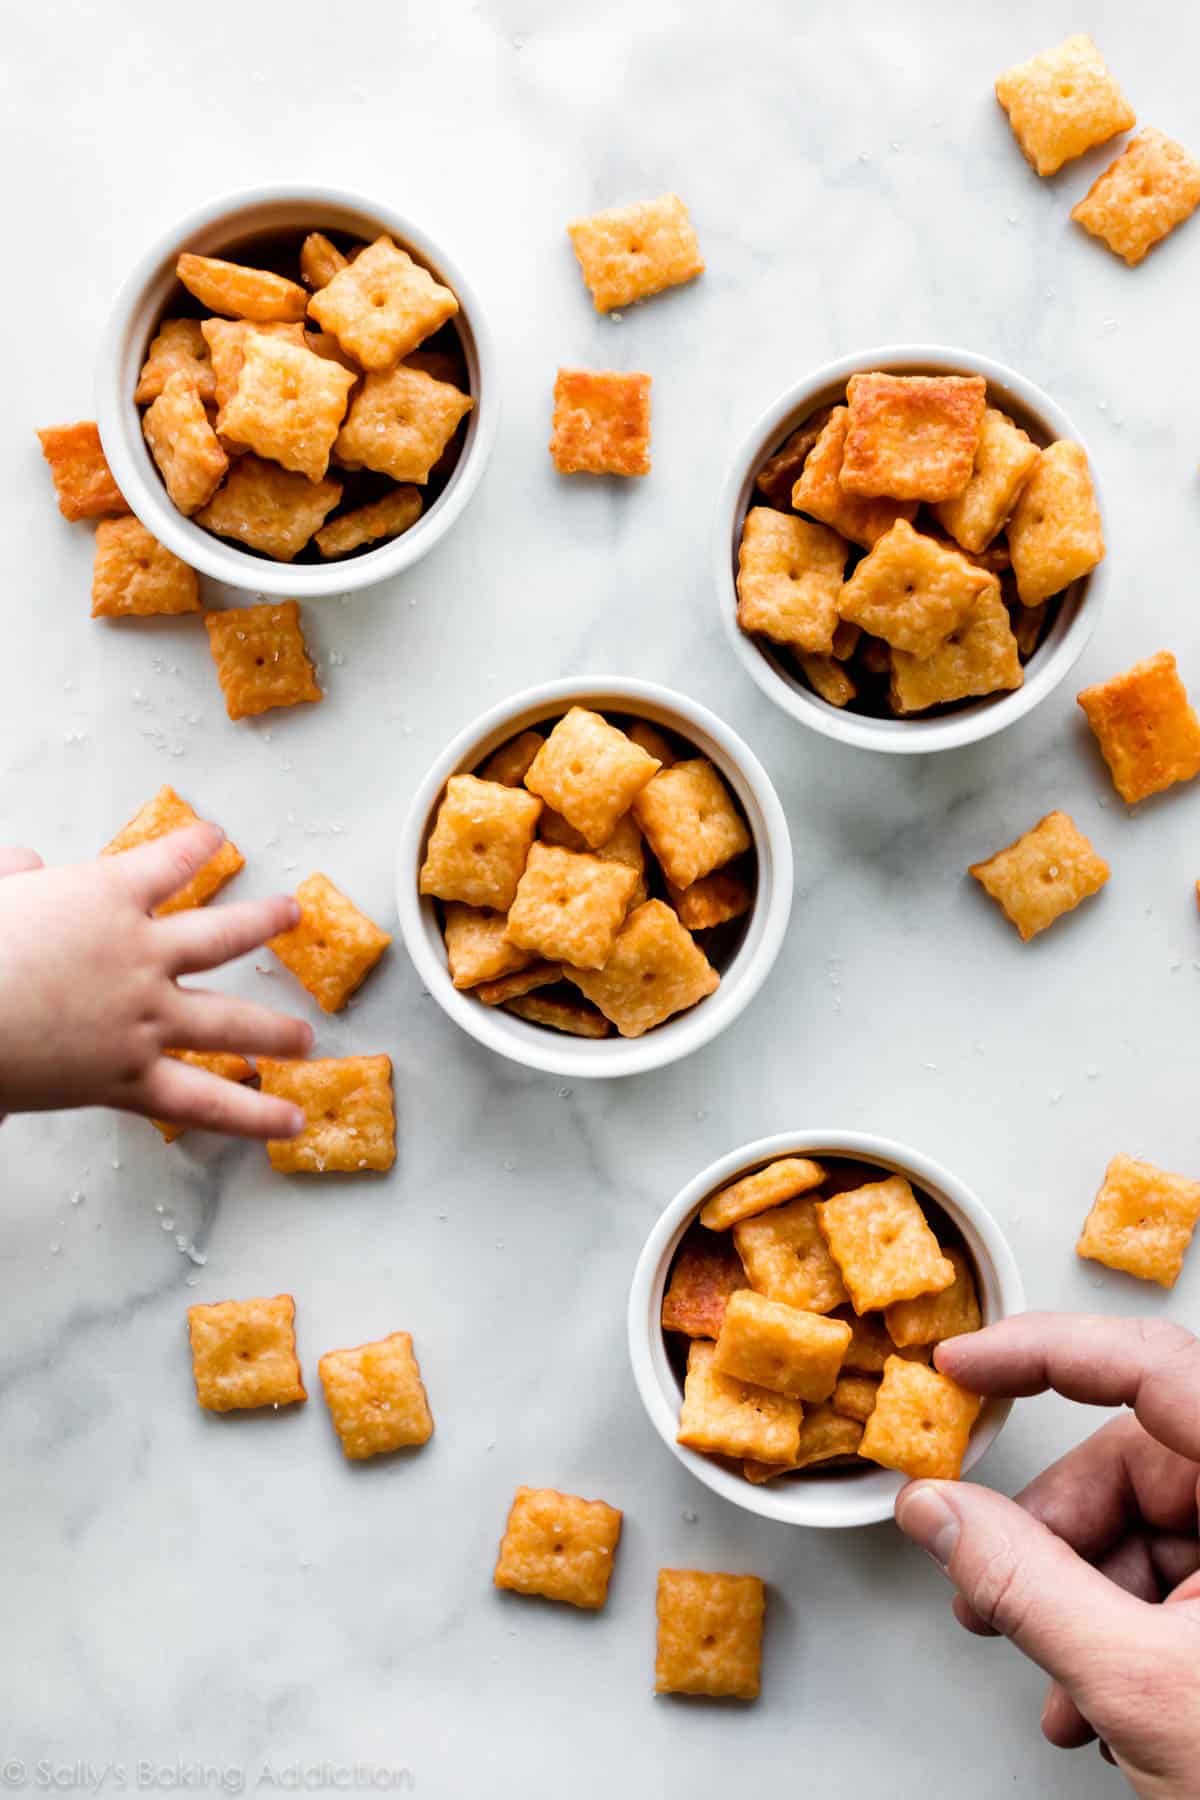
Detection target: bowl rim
<box><xmin>627</xmin><ymin>1128</ymin><xmax>1026</xmax><ymax>1527</ymax></box>
<box><xmin>95</xmin><ymin>182</ymin><xmax>498</xmax><ymax>597</ymax></box>
<box><xmin>714</xmin><ymin>342</ymin><xmax>1108</xmax><ymax>755</ymax></box>
<box><xmin>395</xmin><ymin>676</ymin><xmax>794</xmax><ymax>1079</ymax></box>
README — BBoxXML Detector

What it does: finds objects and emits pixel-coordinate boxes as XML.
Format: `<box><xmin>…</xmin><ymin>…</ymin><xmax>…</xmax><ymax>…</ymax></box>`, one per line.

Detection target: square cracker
<box><xmin>102</xmin><ymin>784</ymin><xmax>243</xmax><ymax>914</ymax></box>
<box><xmin>667</xmin><ymin>864</ymin><xmax>753</xmax><ymax>932</ymax></box>
<box><xmin>419</xmin><ymin>774</ymin><xmax>541</xmax><ymax>911</ymax></box>
<box><xmin>839</xmin><ymin>519</ymin><xmax>997</xmax><ymax>658</ymax></box>
<box><xmin>504</xmin><ymin>841</ymin><xmax>638</xmax><ymax>970</ymax></box>
<box><xmin>713</xmin><ymin>1290</ymin><xmax>851</xmax><ymax>1402</ymax></box>
<box><xmin>1073</xmin><ymin>129</ymin><xmax>1200</xmax><ymax>266</ymax></box>
<box><xmin>505</xmin><ymin>993</ymin><xmax>612</xmax><ymax>1037</ymax></box>
<box><xmin>934</xmin><ymin>409</ymin><xmax>1041</xmax><ymax>554</ymax></box>
<box><xmin>816</xmin><ymin>1175</ymin><xmax>955</xmax><ymax>1314</ymax></box>
<box><xmin>315</xmin><ymin>487</ymin><xmax>422</xmax><ymax>558</ymax></box>
<box><xmin>859</xmin><ymin>1356</ymin><xmax>982</xmax><ymax>1481</ymax></box>
<box><xmin>205</xmin><ymin>600</ymin><xmax>322</xmax><ymax>721</ymax></box>
<box><xmin>633</xmin><ymin>759</ymin><xmax>750</xmax><ymax>890</ymax></box>
<box><xmin>142</xmin><ymin>372</ymin><xmax>228</xmax><ymax>515</ymax></box>
<box><xmin>335</xmin><ymin>362</ymin><xmax>473</xmax><ymax>484</ymax></box>
<box><xmin>655</xmin><ymin>1570</ymin><xmax>764</xmax><ymax>1700</ymax></box>
<box><xmin>733</xmin><ymin>1197</ymin><xmax>848</xmax><ymax>1314</ymax></box>
<box><xmin>743</xmin><ymin>1405</ymin><xmax>865</xmax><ymax>1481</ymax></box>
<box><xmin>494</xmin><ymin>1486</ymin><xmax>623</xmax><ymax>1610</ymax></box>
<box><xmin>566</xmin><ymin>899</ymin><xmax>719</xmax><ymax>1037</ymax></box>
<box><xmin>1077</xmin><ymin>1153</ymin><xmax>1200</xmax><ymax>1288</ymax></box>
<box><xmin>200</xmin><ymin>318</ymin><xmax>309</xmax><ymax>416</ymax></box>
<box><xmin>700</xmin><ymin>1156</ymin><xmax>826</xmax><ymax>1233</ymax></box>
<box><xmin>736</xmin><ymin>507</ymin><xmax>846</xmax><ymax>652</ymax></box>
<box><xmin>1077</xmin><ymin>650</ymin><xmax>1200</xmax><ymax>804</ymax></box>
<box><xmin>218</xmin><ymin>334</ymin><xmax>356</xmax><ymax>483</ymax></box>
<box><xmin>442</xmin><ymin>904</ymin><xmax>534</xmax><ymax>990</ymax></box>
<box><xmin>37</xmin><ymin>421</ymin><xmax>127</xmax><ymax>521</ymax></box>
<box><xmin>995</xmin><ymin>34</ymin><xmax>1136</xmax><ymax>178</ymax></box>
<box><xmin>195</xmin><ymin>456</ymin><xmax>342</xmax><ymax>561</ymax></box>
<box><xmin>567</xmin><ymin>193</ymin><xmax>703</xmax><ymax>313</ymax></box>
<box><xmin>478</xmin><ymin>731</ymin><xmax>544</xmax><ymax>790</ymax></box>
<box><xmin>525</xmin><ymin>708</ymin><xmax>659</xmax><ymax>849</ymax></box>
<box><xmin>888</xmin><ymin>585</ymin><xmax>1023</xmax><ymax>714</ymax></box>
<box><xmin>885</xmin><ymin>1247</ymin><xmax>982</xmax><ymax>1347</ymax></box>
<box><xmin>308</xmin><ymin>236</ymin><xmax>459</xmax><ymax>370</ymax></box>
<box><xmin>188</xmin><ymin>1294</ymin><xmax>306</xmax><ymax>1412</ymax></box>
<box><xmin>91</xmin><ymin>518</ymin><xmax>200</xmax><ymax>619</ymax></box>
<box><xmin>538</xmin><ymin>806</ymin><xmax>647</xmax><ymax>906</ymax></box>
<box><xmin>153</xmin><ymin>1050</ymin><xmax>254</xmax><ymax>1142</ymax></box>
<box><xmin>801</xmin><ymin>654</ymin><xmax>857</xmax><ymax>708</ymax></box>
<box><xmin>1007</xmin><ymin>440</ymin><xmax>1104</xmax><ymax>605</ymax></box>
<box><xmin>267</xmin><ymin>871</ymin><xmax>391</xmax><ymax>1013</ymax></box>
<box><xmin>627</xmin><ymin>720</ymin><xmax>677</xmax><ymax>766</ymax></box>
<box><xmin>318</xmin><ymin>1331</ymin><xmax>433</xmax><ymax>1459</ymax></box>
<box><xmin>550</xmin><ymin>368</ymin><xmax>652</xmax><ymax>477</ymax></box>
<box><xmin>176</xmin><ymin>252</ymin><xmax>307</xmax><ymax>323</ymax></box>
<box><xmin>969</xmin><ymin>810</ymin><xmax>1109</xmax><ymax>941</ymax></box>
<box><xmin>676</xmin><ymin>1340</ymin><xmax>802</xmax><ymax>1464</ymax></box>
<box><xmin>661</xmin><ymin>1227</ymin><xmax>747</xmax><ymax>1338</ymax></box>
<box><xmin>258</xmin><ymin>1054</ymin><xmax>395</xmax><ymax>1174</ymax></box>
<box><xmin>791</xmin><ymin>407</ymin><xmax>916</xmax><ymax>548</ymax></box>
<box><xmin>135</xmin><ymin>318</ymin><xmax>217</xmax><ymax>406</ymax></box>
<box><xmin>831</xmin><ymin>1374</ymin><xmax>880</xmax><ymax>1423</ymax></box>
<box><xmin>841</xmin><ymin>373</ymin><xmax>986</xmax><ymax>503</ymax></box>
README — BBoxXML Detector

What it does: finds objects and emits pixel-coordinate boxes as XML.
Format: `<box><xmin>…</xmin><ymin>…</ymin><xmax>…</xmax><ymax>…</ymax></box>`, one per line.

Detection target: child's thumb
<box><xmin>896</xmin><ymin>1481</ymin><xmax>1148</xmax><ymax>1713</ymax></box>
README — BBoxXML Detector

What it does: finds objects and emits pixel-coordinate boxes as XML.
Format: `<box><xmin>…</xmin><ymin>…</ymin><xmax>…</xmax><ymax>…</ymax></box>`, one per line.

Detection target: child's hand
<box><xmin>0</xmin><ymin>824</ymin><xmax>313</xmax><ymax>1139</ymax></box>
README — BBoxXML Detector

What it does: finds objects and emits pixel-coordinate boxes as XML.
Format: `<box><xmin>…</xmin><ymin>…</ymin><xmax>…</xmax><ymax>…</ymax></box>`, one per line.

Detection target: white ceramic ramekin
<box><xmin>396</xmin><ymin>677</ymin><xmax>793</xmax><ymax>1079</ymax></box>
<box><xmin>628</xmin><ymin>1130</ymin><xmax>1025</xmax><ymax>1527</ymax></box>
<box><xmin>96</xmin><ymin>185</ymin><xmax>497</xmax><ymax>596</ymax></box>
<box><xmin>715</xmin><ymin>344</ymin><xmax>1107</xmax><ymax>754</ymax></box>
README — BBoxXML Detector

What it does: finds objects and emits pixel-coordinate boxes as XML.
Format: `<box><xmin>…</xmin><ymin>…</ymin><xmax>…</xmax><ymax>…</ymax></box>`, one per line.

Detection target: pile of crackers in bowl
<box><xmin>662</xmin><ymin>1154</ymin><xmax>984</xmax><ymax>1485</ymax></box>
<box><xmin>132</xmin><ymin>231</ymin><xmax>472</xmax><ymax>563</ymax></box>
<box><xmin>736</xmin><ymin>368</ymin><xmax>1105</xmax><ymax>718</ymax></box>
<box><xmin>417</xmin><ymin>706</ymin><xmax>755</xmax><ymax>1040</ymax></box>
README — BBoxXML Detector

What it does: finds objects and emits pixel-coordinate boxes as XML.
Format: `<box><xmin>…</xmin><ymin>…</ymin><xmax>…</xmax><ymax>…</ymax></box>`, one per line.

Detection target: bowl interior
<box><xmin>724</xmin><ymin>352</ymin><xmax>1099</xmax><ymax>746</ymax></box>
<box><xmin>636</xmin><ymin>1136</ymin><xmax>1016</xmax><ymax>1527</ymax></box>
<box><xmin>403</xmin><ymin>684</ymin><xmax>789</xmax><ymax>1078</ymax></box>
<box><xmin>107</xmin><ymin>192</ymin><xmax>486</xmax><ymax>586</ymax></box>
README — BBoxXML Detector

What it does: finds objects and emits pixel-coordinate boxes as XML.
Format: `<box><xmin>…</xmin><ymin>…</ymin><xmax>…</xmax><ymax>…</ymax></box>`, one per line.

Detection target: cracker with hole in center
<box><xmin>494</xmin><ymin>1486</ymin><xmax>623</xmax><ymax>1610</ymax></box>
<box><xmin>632</xmin><ymin>759</ymin><xmax>750</xmax><ymax>891</ymax></box>
<box><xmin>102</xmin><ymin>784</ymin><xmax>244</xmax><ymax>915</ymax></box>
<box><xmin>736</xmin><ymin>507</ymin><xmax>846</xmax><ymax>652</ymax></box>
<box><xmin>206</xmin><ymin>600</ymin><xmax>322</xmax><ymax>721</ymax></box>
<box><xmin>1073</xmin><ymin>129</ymin><xmax>1200</xmax><ymax>265</ymax></box>
<box><xmin>676</xmin><ymin>1340</ymin><xmax>803</xmax><ymax>1464</ymax></box>
<box><xmin>994</xmin><ymin>34</ymin><xmax>1134</xmax><ymax>177</ymax></box>
<box><xmin>859</xmin><ymin>1356</ymin><xmax>982</xmax><ymax>1481</ymax></box>
<box><xmin>565</xmin><ymin>899</ymin><xmax>719</xmax><ymax>1037</ymax></box>
<box><xmin>1007</xmin><ymin>440</ymin><xmax>1104</xmax><ymax>605</ymax></box>
<box><xmin>524</xmin><ymin>708</ymin><xmax>660</xmax><ymax>849</ymax></box>
<box><xmin>319</xmin><ymin>1331</ymin><xmax>433</xmax><ymax>1459</ymax></box>
<box><xmin>419</xmin><ymin>774</ymin><xmax>542</xmax><ymax>912</ymax></box>
<box><xmin>969</xmin><ymin>810</ymin><xmax>1109</xmax><ymax>941</ymax></box>
<box><xmin>567</xmin><ymin>194</ymin><xmax>703</xmax><ymax>313</ymax></box>
<box><xmin>218</xmin><ymin>335</ymin><xmax>355</xmax><ymax>483</ymax></box>
<box><xmin>92</xmin><ymin>518</ymin><xmax>200</xmax><ymax>619</ymax></box>
<box><xmin>187</xmin><ymin>1294</ymin><xmax>306</xmax><ymax>1412</ymax></box>
<box><xmin>713</xmin><ymin>1290</ymin><xmax>851</xmax><ymax>1401</ymax></box>
<box><xmin>888</xmin><ymin>585</ymin><xmax>1023</xmax><ymax>714</ymax></box>
<box><xmin>267</xmin><ymin>872</ymin><xmax>391</xmax><ymax>1013</ymax></box>
<box><xmin>308</xmin><ymin>237</ymin><xmax>459</xmax><ymax>370</ymax></box>
<box><xmin>258</xmin><ymin>1054</ymin><xmax>395</xmax><ymax>1174</ymax></box>
<box><xmin>733</xmin><ymin>1196</ymin><xmax>848</xmax><ymax>1313</ymax></box>
<box><xmin>816</xmin><ymin>1176</ymin><xmax>955</xmax><ymax>1314</ymax></box>
<box><xmin>655</xmin><ymin>1570</ymin><xmax>764</xmax><ymax>1700</ymax></box>
<box><xmin>334</xmin><ymin>362</ymin><xmax>472</xmax><ymax>484</ymax></box>
<box><xmin>505</xmin><ymin>841</ymin><xmax>638</xmax><ymax>970</ymax></box>
<box><xmin>839</xmin><ymin>519</ymin><xmax>996</xmax><ymax>659</ymax></box>
<box><xmin>1077</xmin><ymin>1153</ymin><xmax>1200</xmax><ymax>1289</ymax></box>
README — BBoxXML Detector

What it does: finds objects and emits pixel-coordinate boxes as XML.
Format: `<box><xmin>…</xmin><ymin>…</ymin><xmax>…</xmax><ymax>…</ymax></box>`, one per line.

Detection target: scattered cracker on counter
<box><xmin>257</xmin><ymin>1054</ymin><xmax>395</xmax><ymax>1174</ymax></box>
<box><xmin>1077</xmin><ymin>1153</ymin><xmax>1200</xmax><ymax>1289</ymax></box>
<box><xmin>91</xmin><ymin>518</ymin><xmax>200</xmax><ymax>619</ymax></box>
<box><xmin>102</xmin><ymin>784</ymin><xmax>244</xmax><ymax>913</ymax></box>
<box><xmin>994</xmin><ymin>34</ymin><xmax>1134</xmax><ymax>177</ymax></box>
<box><xmin>1077</xmin><ymin>650</ymin><xmax>1200</xmax><ymax>804</ymax></box>
<box><xmin>266</xmin><ymin>872</ymin><xmax>391</xmax><ymax>1013</ymax></box>
<box><xmin>550</xmin><ymin>369</ymin><xmax>652</xmax><ymax>477</ymax></box>
<box><xmin>1072</xmin><ymin>129</ymin><xmax>1200</xmax><ymax>265</ymax></box>
<box><xmin>319</xmin><ymin>1331</ymin><xmax>433</xmax><ymax>1459</ymax></box>
<box><xmin>494</xmin><ymin>1487</ymin><xmax>623</xmax><ymax>1610</ymax></box>
<box><xmin>38</xmin><ymin>421</ymin><xmax>129</xmax><ymax>521</ymax></box>
<box><xmin>187</xmin><ymin>1294</ymin><xmax>306</xmax><ymax>1413</ymax></box>
<box><xmin>655</xmin><ymin>1569</ymin><xmax>764</xmax><ymax>1700</ymax></box>
<box><xmin>969</xmin><ymin>811</ymin><xmax>1109</xmax><ymax>941</ymax></box>
<box><xmin>567</xmin><ymin>194</ymin><xmax>703</xmax><ymax>313</ymax></box>
<box><xmin>205</xmin><ymin>600</ymin><xmax>322</xmax><ymax>721</ymax></box>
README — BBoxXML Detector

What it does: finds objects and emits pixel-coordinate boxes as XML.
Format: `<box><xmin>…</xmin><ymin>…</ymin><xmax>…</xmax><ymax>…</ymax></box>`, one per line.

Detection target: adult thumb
<box><xmin>896</xmin><ymin>1481</ymin><xmax>1147</xmax><ymax>1709</ymax></box>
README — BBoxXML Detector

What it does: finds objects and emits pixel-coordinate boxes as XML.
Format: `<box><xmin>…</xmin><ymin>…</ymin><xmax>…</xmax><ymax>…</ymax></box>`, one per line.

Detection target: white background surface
<box><xmin>2</xmin><ymin>2</ymin><xmax>1198</xmax><ymax>1793</ymax></box>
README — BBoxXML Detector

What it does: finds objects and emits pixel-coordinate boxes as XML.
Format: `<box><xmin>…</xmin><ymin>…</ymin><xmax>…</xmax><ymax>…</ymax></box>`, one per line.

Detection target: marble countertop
<box><xmin>2</xmin><ymin>1</ymin><xmax>1198</xmax><ymax>1793</ymax></box>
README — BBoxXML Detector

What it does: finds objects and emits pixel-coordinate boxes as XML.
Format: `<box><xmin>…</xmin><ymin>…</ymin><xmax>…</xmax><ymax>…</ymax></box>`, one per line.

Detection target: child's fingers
<box><xmin>135</xmin><ymin>1056</ymin><xmax>305</xmax><ymax>1141</ymax></box>
<box><xmin>112</xmin><ymin>822</ymin><xmax>225</xmax><ymax>913</ymax></box>
<box><xmin>167</xmin><ymin>988</ymin><xmax>313</xmax><ymax>1059</ymax></box>
<box><xmin>158</xmin><ymin>894</ymin><xmax>300</xmax><ymax>975</ymax></box>
<box><xmin>0</xmin><ymin>847</ymin><xmax>43</xmax><ymax>878</ymax></box>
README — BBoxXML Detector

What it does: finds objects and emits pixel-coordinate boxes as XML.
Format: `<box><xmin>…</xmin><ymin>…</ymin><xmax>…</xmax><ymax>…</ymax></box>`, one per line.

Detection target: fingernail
<box><xmin>285</xmin><ymin>899</ymin><xmax>302</xmax><ymax>926</ymax></box>
<box><xmin>287</xmin><ymin>1106</ymin><xmax>306</xmax><ymax>1136</ymax></box>
<box><xmin>895</xmin><ymin>1483</ymin><xmax>960</xmax><ymax>1570</ymax></box>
